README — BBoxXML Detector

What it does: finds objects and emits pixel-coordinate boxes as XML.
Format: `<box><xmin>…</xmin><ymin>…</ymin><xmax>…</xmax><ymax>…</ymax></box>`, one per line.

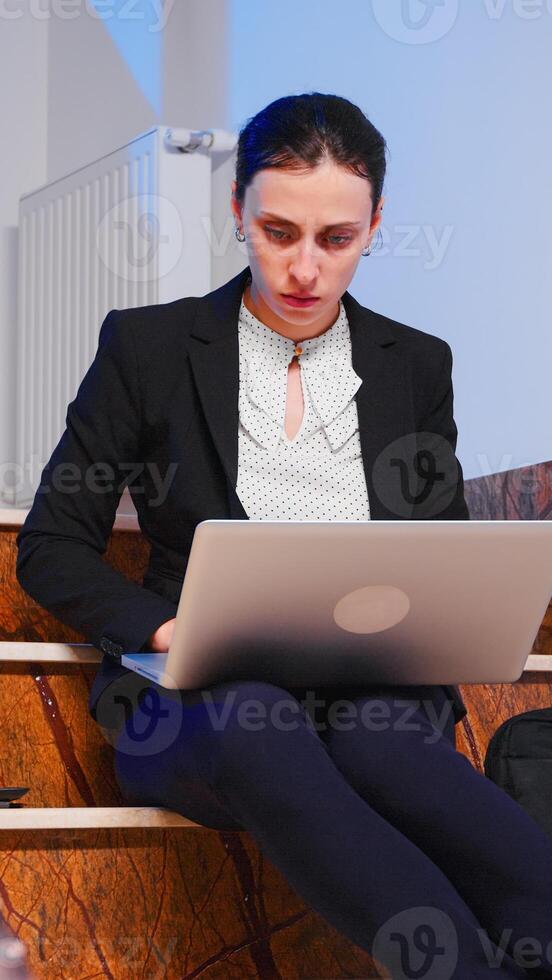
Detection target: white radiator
<box><xmin>11</xmin><ymin>125</ymin><xmax>239</xmax><ymax>507</ymax></box>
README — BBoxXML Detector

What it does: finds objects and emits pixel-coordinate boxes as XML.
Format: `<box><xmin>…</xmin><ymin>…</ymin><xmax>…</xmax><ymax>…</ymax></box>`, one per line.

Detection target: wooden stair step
<box><xmin>0</xmin><ymin>806</ymin><xmax>204</xmax><ymax>831</ymax></box>
<box><xmin>0</xmin><ymin>642</ymin><xmax>551</xmax><ymax>673</ymax></box>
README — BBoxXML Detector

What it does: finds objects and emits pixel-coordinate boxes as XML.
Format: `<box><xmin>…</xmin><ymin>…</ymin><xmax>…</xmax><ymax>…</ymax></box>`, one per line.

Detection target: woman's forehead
<box><xmin>246</xmin><ymin>166</ymin><xmax>373</xmax><ymax>221</ymax></box>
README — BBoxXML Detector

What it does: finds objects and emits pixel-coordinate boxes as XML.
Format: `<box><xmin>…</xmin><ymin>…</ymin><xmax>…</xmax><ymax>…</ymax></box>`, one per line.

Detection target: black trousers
<box><xmin>93</xmin><ymin>673</ymin><xmax>552</xmax><ymax>979</ymax></box>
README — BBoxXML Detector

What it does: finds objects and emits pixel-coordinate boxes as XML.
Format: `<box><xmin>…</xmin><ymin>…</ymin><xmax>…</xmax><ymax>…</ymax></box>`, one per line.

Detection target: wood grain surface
<box><xmin>1</xmin><ymin>461</ymin><xmax>551</xmax><ymax>979</ymax></box>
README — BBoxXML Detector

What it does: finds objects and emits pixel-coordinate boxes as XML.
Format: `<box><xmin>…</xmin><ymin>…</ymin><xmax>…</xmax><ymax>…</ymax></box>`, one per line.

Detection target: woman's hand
<box><xmin>147</xmin><ymin>618</ymin><xmax>177</xmax><ymax>652</ymax></box>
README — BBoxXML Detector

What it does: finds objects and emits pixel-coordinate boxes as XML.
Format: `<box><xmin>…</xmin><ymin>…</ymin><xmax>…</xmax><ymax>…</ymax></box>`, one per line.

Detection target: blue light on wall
<box><xmin>228</xmin><ymin>0</ymin><xmax>552</xmax><ymax>478</ymax></box>
<box><xmin>90</xmin><ymin>0</ymin><xmax>163</xmax><ymax>116</ymax></box>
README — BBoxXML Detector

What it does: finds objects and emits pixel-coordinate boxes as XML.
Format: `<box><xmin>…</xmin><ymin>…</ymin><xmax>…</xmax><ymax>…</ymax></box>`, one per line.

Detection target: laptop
<box><xmin>122</xmin><ymin>519</ymin><xmax>552</xmax><ymax>690</ymax></box>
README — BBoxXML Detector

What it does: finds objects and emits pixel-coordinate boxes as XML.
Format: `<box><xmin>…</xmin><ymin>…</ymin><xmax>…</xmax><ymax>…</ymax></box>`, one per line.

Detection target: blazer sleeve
<box><xmin>15</xmin><ymin>309</ymin><xmax>178</xmax><ymax>657</ymax></box>
<box><xmin>416</xmin><ymin>340</ymin><xmax>470</xmax><ymax>521</ymax></box>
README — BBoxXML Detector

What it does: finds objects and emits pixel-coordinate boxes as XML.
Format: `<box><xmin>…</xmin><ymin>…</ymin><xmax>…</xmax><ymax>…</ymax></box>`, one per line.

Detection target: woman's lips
<box><xmin>282</xmin><ymin>294</ymin><xmax>320</xmax><ymax>308</ymax></box>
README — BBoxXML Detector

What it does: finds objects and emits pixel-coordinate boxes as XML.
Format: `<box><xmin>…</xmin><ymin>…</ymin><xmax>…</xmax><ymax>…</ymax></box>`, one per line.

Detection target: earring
<box><xmin>235</xmin><ymin>227</ymin><xmax>246</xmax><ymax>243</ymax></box>
<box><xmin>362</xmin><ymin>208</ymin><xmax>383</xmax><ymax>255</ymax></box>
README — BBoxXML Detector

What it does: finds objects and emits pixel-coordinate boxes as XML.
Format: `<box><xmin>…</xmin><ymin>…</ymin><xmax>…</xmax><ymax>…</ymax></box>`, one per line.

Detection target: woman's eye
<box><xmin>264</xmin><ymin>226</ymin><xmax>352</xmax><ymax>247</ymax></box>
<box><xmin>327</xmin><ymin>235</ymin><xmax>352</xmax><ymax>246</ymax></box>
<box><xmin>265</xmin><ymin>226</ymin><xmax>289</xmax><ymax>241</ymax></box>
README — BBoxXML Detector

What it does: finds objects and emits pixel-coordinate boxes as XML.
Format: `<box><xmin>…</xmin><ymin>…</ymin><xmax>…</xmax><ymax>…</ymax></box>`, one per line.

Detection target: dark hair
<box><xmin>234</xmin><ymin>92</ymin><xmax>388</xmax><ymax>241</ymax></box>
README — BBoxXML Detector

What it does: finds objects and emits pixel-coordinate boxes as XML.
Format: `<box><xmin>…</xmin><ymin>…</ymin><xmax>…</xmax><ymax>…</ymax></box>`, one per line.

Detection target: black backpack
<box><xmin>484</xmin><ymin>707</ymin><xmax>552</xmax><ymax>837</ymax></box>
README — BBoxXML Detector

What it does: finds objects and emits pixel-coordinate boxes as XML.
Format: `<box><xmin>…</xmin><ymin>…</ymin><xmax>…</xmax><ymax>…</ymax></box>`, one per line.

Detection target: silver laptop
<box><xmin>122</xmin><ymin>519</ymin><xmax>552</xmax><ymax>690</ymax></box>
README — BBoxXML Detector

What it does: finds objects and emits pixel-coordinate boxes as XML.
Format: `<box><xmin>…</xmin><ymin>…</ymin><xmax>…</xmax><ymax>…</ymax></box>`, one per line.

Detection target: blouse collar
<box><xmin>238</xmin><ymin>286</ymin><xmax>363</xmax><ymax>451</ymax></box>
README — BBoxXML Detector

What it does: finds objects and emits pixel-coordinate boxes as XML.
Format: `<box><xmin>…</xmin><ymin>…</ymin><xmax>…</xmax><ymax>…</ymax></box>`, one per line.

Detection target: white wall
<box><xmin>0</xmin><ymin>0</ymin><xmax>230</xmax><ymax>504</ymax></box>
<box><xmin>0</xmin><ymin>7</ymin><xmax>48</xmax><ymax>501</ymax></box>
<box><xmin>47</xmin><ymin>4</ymin><xmax>158</xmax><ymax>181</ymax></box>
<box><xmin>163</xmin><ymin>0</ymin><xmax>229</xmax><ymax>135</ymax></box>
<box><xmin>228</xmin><ymin>0</ymin><xmax>552</xmax><ymax>480</ymax></box>
<box><xmin>3</xmin><ymin>0</ymin><xmax>549</xmax><ymax>496</ymax></box>
<box><xmin>47</xmin><ymin>0</ymin><xmax>230</xmax><ymax>183</ymax></box>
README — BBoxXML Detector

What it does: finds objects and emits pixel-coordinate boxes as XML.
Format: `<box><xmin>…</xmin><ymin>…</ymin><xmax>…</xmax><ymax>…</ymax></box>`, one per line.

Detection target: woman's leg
<box><xmin>103</xmin><ymin>674</ymin><xmax>528</xmax><ymax>979</ymax></box>
<box><xmin>317</xmin><ymin>682</ymin><xmax>552</xmax><ymax>979</ymax></box>
<box><xmin>100</xmin><ymin>669</ymin><xmax>244</xmax><ymax>829</ymax></box>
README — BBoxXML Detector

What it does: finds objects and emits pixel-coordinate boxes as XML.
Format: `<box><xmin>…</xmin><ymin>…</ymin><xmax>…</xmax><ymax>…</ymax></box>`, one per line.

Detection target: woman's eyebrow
<box><xmin>257</xmin><ymin>210</ymin><xmax>361</xmax><ymax>228</ymax></box>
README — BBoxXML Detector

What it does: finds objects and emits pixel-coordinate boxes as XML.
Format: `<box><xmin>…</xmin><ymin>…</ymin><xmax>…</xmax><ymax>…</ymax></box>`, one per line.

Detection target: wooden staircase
<box><xmin>1</xmin><ymin>461</ymin><xmax>551</xmax><ymax>978</ymax></box>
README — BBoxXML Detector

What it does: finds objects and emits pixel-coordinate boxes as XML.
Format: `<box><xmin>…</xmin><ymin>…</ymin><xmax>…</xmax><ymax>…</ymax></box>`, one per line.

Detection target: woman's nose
<box><xmin>288</xmin><ymin>241</ymin><xmax>320</xmax><ymax>282</ymax></box>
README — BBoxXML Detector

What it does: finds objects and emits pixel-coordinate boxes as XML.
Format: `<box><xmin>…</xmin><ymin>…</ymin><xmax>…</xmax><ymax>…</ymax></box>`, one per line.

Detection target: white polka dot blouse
<box><xmin>235</xmin><ymin>283</ymin><xmax>371</xmax><ymax>521</ymax></box>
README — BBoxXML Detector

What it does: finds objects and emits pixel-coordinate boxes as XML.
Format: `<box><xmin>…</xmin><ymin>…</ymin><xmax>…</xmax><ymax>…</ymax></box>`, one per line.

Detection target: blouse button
<box><xmin>294</xmin><ymin>345</ymin><xmax>303</xmax><ymax>357</ymax></box>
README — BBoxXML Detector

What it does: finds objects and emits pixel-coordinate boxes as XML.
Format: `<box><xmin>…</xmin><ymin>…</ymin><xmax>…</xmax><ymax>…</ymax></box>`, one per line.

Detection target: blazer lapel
<box><xmin>343</xmin><ymin>289</ymin><xmax>411</xmax><ymax>519</ymax></box>
<box><xmin>187</xmin><ymin>266</ymin><xmax>251</xmax><ymax>519</ymax></box>
<box><xmin>187</xmin><ymin>265</ymin><xmax>410</xmax><ymax>521</ymax></box>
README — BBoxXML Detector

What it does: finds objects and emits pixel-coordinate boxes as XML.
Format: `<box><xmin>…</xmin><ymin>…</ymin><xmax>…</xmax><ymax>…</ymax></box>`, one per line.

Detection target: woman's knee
<box><xmin>321</xmin><ymin>693</ymin><xmax>452</xmax><ymax>780</ymax></box>
<box><xmin>105</xmin><ymin>678</ymin><xmax>301</xmax><ymax>829</ymax></box>
<box><xmin>112</xmin><ymin>678</ymin><xmax>314</xmax><ymax>807</ymax></box>
<box><xmin>113</xmin><ymin>722</ymin><xmax>245</xmax><ymax>831</ymax></box>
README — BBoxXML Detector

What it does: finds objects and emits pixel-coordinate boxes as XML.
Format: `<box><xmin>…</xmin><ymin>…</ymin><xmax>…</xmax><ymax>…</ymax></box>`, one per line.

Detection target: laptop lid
<box><xmin>123</xmin><ymin>520</ymin><xmax>552</xmax><ymax>691</ymax></box>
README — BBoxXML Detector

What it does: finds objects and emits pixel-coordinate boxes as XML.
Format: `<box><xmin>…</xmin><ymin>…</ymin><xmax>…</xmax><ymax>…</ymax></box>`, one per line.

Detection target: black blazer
<box><xmin>15</xmin><ymin>264</ymin><xmax>469</xmax><ymax>725</ymax></box>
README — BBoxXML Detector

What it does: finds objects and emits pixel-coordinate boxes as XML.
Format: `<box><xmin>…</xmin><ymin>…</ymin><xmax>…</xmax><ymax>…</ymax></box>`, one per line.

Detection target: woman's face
<box><xmin>231</xmin><ymin>159</ymin><xmax>383</xmax><ymax>338</ymax></box>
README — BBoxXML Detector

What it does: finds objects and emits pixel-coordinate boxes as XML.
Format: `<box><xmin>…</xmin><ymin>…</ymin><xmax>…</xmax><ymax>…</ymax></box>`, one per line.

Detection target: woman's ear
<box><xmin>230</xmin><ymin>181</ymin><xmax>242</xmax><ymax>224</ymax></box>
<box><xmin>371</xmin><ymin>195</ymin><xmax>385</xmax><ymax>233</ymax></box>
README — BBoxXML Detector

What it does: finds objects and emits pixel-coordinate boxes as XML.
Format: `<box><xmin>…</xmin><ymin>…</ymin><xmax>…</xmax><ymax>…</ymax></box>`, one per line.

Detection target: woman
<box><xmin>16</xmin><ymin>93</ymin><xmax>552</xmax><ymax>979</ymax></box>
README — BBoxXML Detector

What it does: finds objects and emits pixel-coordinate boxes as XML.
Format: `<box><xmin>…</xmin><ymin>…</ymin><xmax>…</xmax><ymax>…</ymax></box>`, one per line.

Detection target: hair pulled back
<box><xmin>234</xmin><ymin>92</ymin><xmax>388</xmax><ymax>239</ymax></box>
